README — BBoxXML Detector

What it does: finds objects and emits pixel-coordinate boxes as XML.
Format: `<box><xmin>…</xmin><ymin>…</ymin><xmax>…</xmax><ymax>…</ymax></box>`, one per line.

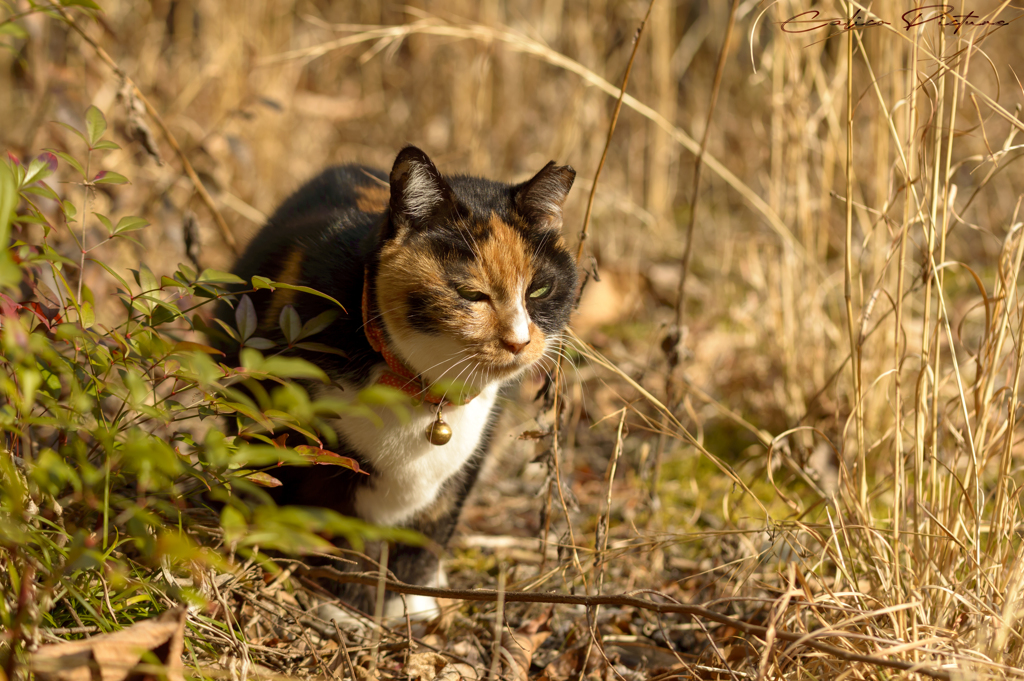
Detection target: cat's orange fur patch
<box><xmin>468</xmin><ymin>216</ymin><xmax>545</xmax><ymax>366</ymax></box>
<box><xmin>471</xmin><ymin>214</ymin><xmax>533</xmax><ymax>298</ymax></box>
<box><xmin>355</xmin><ymin>184</ymin><xmax>390</xmax><ymax>213</ymax></box>
<box><xmin>262</xmin><ymin>247</ymin><xmax>304</xmax><ymax>330</ymax></box>
<box><xmin>376</xmin><ymin>237</ymin><xmax>449</xmax><ymax>339</ymax></box>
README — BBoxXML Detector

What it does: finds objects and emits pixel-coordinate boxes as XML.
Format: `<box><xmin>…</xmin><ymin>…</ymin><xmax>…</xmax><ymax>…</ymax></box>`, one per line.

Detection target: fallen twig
<box><xmin>303</xmin><ymin>567</ymin><xmax>953</xmax><ymax>680</ymax></box>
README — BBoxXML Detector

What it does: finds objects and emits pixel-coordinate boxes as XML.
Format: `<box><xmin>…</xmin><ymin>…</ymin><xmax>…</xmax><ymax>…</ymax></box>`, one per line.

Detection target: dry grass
<box><xmin>6</xmin><ymin>0</ymin><xmax>1024</xmax><ymax>678</ymax></box>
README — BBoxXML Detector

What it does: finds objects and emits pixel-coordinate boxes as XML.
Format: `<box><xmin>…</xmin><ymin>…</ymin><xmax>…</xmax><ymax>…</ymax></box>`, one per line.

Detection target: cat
<box><xmin>227</xmin><ymin>146</ymin><xmax>578</xmax><ymax>620</ymax></box>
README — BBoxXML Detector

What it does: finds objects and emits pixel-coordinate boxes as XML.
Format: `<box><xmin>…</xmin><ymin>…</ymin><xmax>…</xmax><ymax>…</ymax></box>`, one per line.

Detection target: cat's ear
<box><xmin>515</xmin><ymin>161</ymin><xmax>576</xmax><ymax>230</ymax></box>
<box><xmin>389</xmin><ymin>146</ymin><xmax>458</xmax><ymax>227</ymax></box>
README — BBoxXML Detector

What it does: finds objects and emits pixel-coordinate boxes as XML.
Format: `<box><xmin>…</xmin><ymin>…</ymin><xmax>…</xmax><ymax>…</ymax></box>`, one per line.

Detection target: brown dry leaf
<box><xmin>603</xmin><ymin>641</ymin><xmax>679</xmax><ymax>669</ymax></box>
<box><xmin>436</xmin><ymin>663</ymin><xmax>469</xmax><ymax>680</ymax></box>
<box><xmin>538</xmin><ymin>645</ymin><xmax>582</xmax><ymax>681</ymax></box>
<box><xmin>500</xmin><ymin>608</ymin><xmax>554</xmax><ymax>681</ymax></box>
<box><xmin>404</xmin><ymin>651</ymin><xmax>449</xmax><ymax>681</ymax></box>
<box><xmin>31</xmin><ymin>608</ymin><xmax>186</xmax><ymax>681</ymax></box>
<box><xmin>538</xmin><ymin>638</ymin><xmax>607</xmax><ymax>681</ymax></box>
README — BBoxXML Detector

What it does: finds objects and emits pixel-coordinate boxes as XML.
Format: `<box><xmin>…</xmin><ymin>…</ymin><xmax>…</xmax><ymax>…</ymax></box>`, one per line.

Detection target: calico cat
<box><xmin>228</xmin><ymin>146</ymin><xmax>577</xmax><ymax>619</ymax></box>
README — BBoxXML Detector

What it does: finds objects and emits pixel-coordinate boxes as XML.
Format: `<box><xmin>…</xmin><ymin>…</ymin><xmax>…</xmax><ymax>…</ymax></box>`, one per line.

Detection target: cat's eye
<box><xmin>457</xmin><ymin>286</ymin><xmax>488</xmax><ymax>301</ymax></box>
<box><xmin>529</xmin><ymin>284</ymin><xmax>552</xmax><ymax>299</ymax></box>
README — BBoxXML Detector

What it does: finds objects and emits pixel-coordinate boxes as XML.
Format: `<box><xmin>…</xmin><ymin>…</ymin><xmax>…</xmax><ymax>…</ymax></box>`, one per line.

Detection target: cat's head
<box><xmin>371</xmin><ymin>146</ymin><xmax>577</xmax><ymax>393</ymax></box>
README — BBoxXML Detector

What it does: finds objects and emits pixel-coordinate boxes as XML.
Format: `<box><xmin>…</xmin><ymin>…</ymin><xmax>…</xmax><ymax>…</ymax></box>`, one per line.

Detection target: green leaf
<box><xmin>113</xmin><ymin>233</ymin><xmax>143</xmax><ymax>248</ymax></box>
<box><xmin>172</xmin><ymin>341</ymin><xmax>225</xmax><ymax>356</ymax></box>
<box><xmin>0</xmin><ymin>160</ymin><xmax>19</xmax><ymax>291</ymax></box>
<box><xmin>235</xmin><ymin>295</ymin><xmax>257</xmax><ymax>342</ymax></box>
<box><xmin>93</xmin><ymin>170</ymin><xmax>128</xmax><ymax>185</ymax></box>
<box><xmin>240</xmin><ymin>349</ymin><xmax>329</xmax><ymax>382</ymax></box>
<box><xmin>114</xmin><ymin>215</ymin><xmax>148</xmax><ymax>234</ymax></box>
<box><xmin>91</xmin><ymin>140</ymin><xmax>120</xmax><ymax>151</ymax></box>
<box><xmin>177</xmin><ymin>263</ymin><xmax>197</xmax><ymax>283</ymax></box>
<box><xmin>222</xmin><ymin>401</ymin><xmax>275</xmax><ymax>432</ymax></box>
<box><xmin>296</xmin><ymin>309</ymin><xmax>337</xmax><ymax>341</ymax></box>
<box><xmin>12</xmin><ymin>214</ymin><xmax>49</xmax><ymax>226</ymax></box>
<box><xmin>52</xmin><ymin>122</ymin><xmax>87</xmax><ymax>145</ymax></box>
<box><xmin>244</xmin><ymin>337</ymin><xmax>276</xmax><ymax>350</ymax></box>
<box><xmin>62</xmin><ymin>200</ymin><xmax>77</xmax><ymax>221</ymax></box>
<box><xmin>262</xmin><ymin>410</ymin><xmax>296</xmax><ymax>424</ymax></box>
<box><xmin>94</xmin><ymin>212</ymin><xmax>114</xmax><ymax>235</ymax></box>
<box><xmin>150</xmin><ymin>299</ymin><xmax>182</xmax><ymax>326</ymax></box>
<box><xmin>32</xmin><ymin>244</ymin><xmax>76</xmax><ymax>266</ymax></box>
<box><xmin>232</xmin><ymin>443</ymin><xmax>305</xmax><ymax>467</ymax></box>
<box><xmin>198</xmin><ymin>269</ymin><xmax>246</xmax><ymax>285</ymax></box>
<box><xmin>47</xmin><ymin>150</ymin><xmax>86</xmax><ymax>179</ymax></box>
<box><xmin>259</xmin><ymin>356</ymin><xmax>329</xmax><ymax>382</ymax></box>
<box><xmin>267</xmin><ymin>281</ymin><xmax>346</xmax><ymax>312</ymax></box>
<box><xmin>294</xmin><ymin>342</ymin><xmax>348</xmax><ymax>357</ymax></box>
<box><xmin>251</xmin><ymin>275</ymin><xmax>345</xmax><ymax>312</ymax></box>
<box><xmin>137</xmin><ymin>265</ymin><xmax>159</xmax><ymax>294</ymax></box>
<box><xmin>428</xmin><ymin>379</ymin><xmax>474</xmax><ymax>405</ymax></box>
<box><xmin>357</xmin><ymin>384</ymin><xmax>411</xmax><ymax>407</ymax></box>
<box><xmin>23</xmin><ymin>153</ymin><xmax>57</xmax><ymax>186</ymax></box>
<box><xmin>220</xmin><ymin>506</ymin><xmax>247</xmax><ymax>543</ymax></box>
<box><xmin>244</xmin><ymin>471</ymin><xmax>282</xmax><ymax>488</ymax></box>
<box><xmin>21</xmin><ymin>184</ymin><xmax>61</xmax><ymax>203</ymax></box>
<box><xmin>61</xmin><ymin>0</ymin><xmax>103</xmax><ymax>9</ymax></box>
<box><xmin>0</xmin><ymin>255</ymin><xmax>18</xmax><ymax>294</ymax></box>
<box><xmin>136</xmin><ymin>293</ymin><xmax>165</xmax><ymax>313</ymax></box>
<box><xmin>79</xmin><ymin>301</ymin><xmax>95</xmax><ymax>328</ymax></box>
<box><xmin>279</xmin><ymin>305</ymin><xmax>301</xmax><ymax>344</ymax></box>
<box><xmin>294</xmin><ymin>446</ymin><xmax>367</xmax><ymax>474</ymax></box>
<box><xmin>212</xmin><ymin>317</ymin><xmax>240</xmax><ymax>342</ymax></box>
<box><xmin>0</xmin><ymin>23</ymin><xmax>28</xmax><ymax>40</ymax></box>
<box><xmin>85</xmin><ymin>105</ymin><xmax>107</xmax><ymax>147</ymax></box>
<box><xmin>90</xmin><ymin>258</ymin><xmax>133</xmax><ymax>293</ymax></box>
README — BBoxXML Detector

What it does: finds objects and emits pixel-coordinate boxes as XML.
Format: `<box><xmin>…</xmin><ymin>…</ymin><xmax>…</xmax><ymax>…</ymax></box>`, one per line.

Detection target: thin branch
<box><xmin>303</xmin><ymin>567</ymin><xmax>953</xmax><ymax>681</ymax></box>
<box><xmin>575</xmin><ymin>0</ymin><xmax>654</xmax><ymax>263</ymax></box>
<box><xmin>672</xmin><ymin>0</ymin><xmax>740</xmax><ymax>337</ymax></box>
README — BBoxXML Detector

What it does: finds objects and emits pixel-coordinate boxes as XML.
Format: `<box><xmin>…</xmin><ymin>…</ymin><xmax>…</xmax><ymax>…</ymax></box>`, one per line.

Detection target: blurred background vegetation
<box><xmin>4</xmin><ymin>0</ymin><xmax>1024</xmax><ymax>678</ymax></box>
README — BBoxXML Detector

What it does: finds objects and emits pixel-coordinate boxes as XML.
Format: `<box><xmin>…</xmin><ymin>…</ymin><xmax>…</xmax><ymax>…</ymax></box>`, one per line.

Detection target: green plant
<box><xmin>0</xmin><ymin>104</ymin><xmax>418</xmax><ymax>675</ymax></box>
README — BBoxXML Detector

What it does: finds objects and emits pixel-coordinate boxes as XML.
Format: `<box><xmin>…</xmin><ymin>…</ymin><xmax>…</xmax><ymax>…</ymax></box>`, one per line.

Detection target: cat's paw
<box><xmin>316</xmin><ymin>602</ymin><xmax>368</xmax><ymax>632</ymax></box>
<box><xmin>383</xmin><ymin>593</ymin><xmax>442</xmax><ymax>621</ymax></box>
<box><xmin>383</xmin><ymin>565</ymin><xmax>448</xmax><ymax>622</ymax></box>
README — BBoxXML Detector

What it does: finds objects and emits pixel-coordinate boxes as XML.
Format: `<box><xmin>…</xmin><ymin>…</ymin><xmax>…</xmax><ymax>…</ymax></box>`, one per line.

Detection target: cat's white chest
<box><xmin>327</xmin><ymin>380</ymin><xmax>500</xmax><ymax>527</ymax></box>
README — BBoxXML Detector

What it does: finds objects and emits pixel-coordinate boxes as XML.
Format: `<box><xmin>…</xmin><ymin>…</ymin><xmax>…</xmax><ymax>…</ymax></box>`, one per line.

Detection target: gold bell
<box><xmin>426</xmin><ymin>415</ymin><xmax>453</xmax><ymax>446</ymax></box>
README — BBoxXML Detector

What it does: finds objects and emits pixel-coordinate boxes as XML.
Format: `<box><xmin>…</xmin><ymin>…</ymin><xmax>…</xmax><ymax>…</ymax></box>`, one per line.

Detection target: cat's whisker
<box><xmin>417</xmin><ymin>349</ymin><xmax>480</xmax><ymax>388</ymax></box>
<box><xmin>530</xmin><ymin>224</ymin><xmax>556</xmax><ymax>262</ymax></box>
<box><xmin>359</xmin><ymin>303</ymin><xmax>408</xmax><ymax>336</ymax></box>
<box><xmin>428</xmin><ymin>351</ymin><xmax>477</xmax><ymax>385</ymax></box>
<box><xmin>534</xmin><ymin>339</ymin><xmax>586</xmax><ymax>394</ymax></box>
<box><xmin>438</xmin><ymin>350</ymin><xmax>483</xmax><ymax>386</ymax></box>
<box><xmin>435</xmin><ymin>358</ymin><xmax>480</xmax><ymax>405</ymax></box>
<box><xmin>452</xmin><ymin>215</ymin><xmax>484</xmax><ymax>263</ymax></box>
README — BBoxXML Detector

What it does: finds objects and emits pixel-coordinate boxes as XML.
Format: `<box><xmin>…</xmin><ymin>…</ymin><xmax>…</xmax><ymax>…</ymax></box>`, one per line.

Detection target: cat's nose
<box><xmin>503</xmin><ymin>338</ymin><xmax>530</xmax><ymax>355</ymax></box>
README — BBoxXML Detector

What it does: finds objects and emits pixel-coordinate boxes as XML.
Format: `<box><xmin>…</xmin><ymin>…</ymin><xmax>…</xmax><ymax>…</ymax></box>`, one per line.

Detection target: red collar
<box><xmin>361</xmin><ymin>268</ymin><xmax>474</xmax><ymax>406</ymax></box>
